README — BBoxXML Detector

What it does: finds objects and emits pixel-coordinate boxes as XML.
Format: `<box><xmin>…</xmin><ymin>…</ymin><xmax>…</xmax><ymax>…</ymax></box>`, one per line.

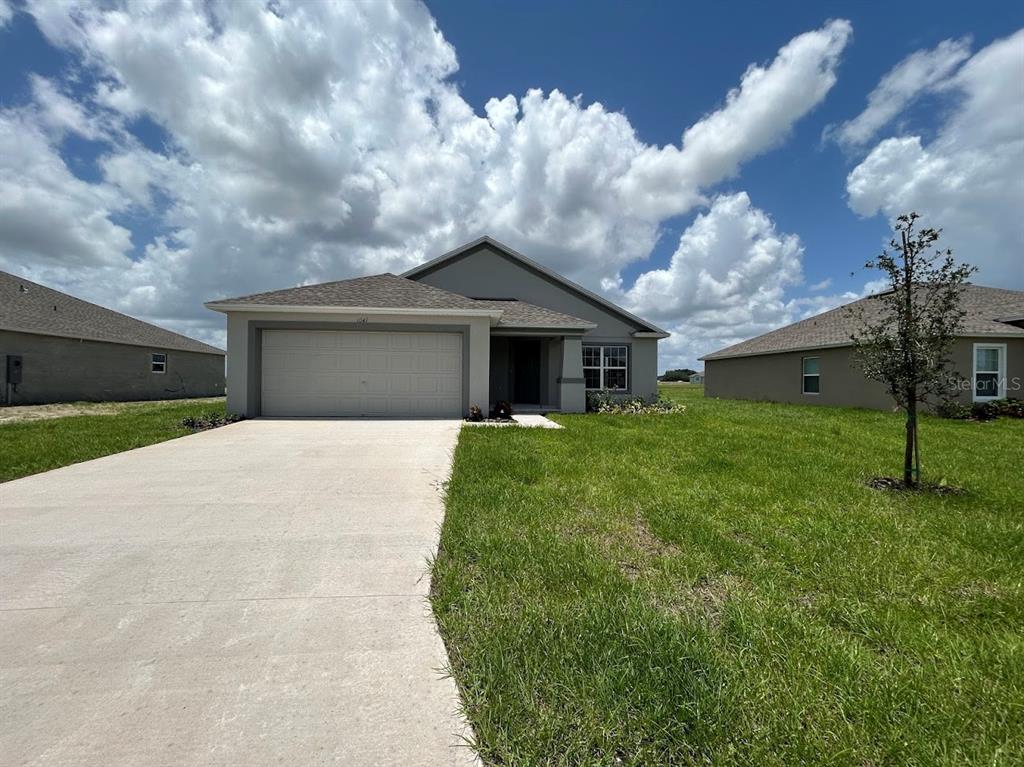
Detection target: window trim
<box><xmin>972</xmin><ymin>343</ymin><xmax>1006</xmax><ymax>402</ymax></box>
<box><xmin>801</xmin><ymin>356</ymin><xmax>820</xmax><ymax>395</ymax></box>
<box><xmin>151</xmin><ymin>352</ymin><xmax>167</xmax><ymax>375</ymax></box>
<box><xmin>583</xmin><ymin>343</ymin><xmax>629</xmax><ymax>391</ymax></box>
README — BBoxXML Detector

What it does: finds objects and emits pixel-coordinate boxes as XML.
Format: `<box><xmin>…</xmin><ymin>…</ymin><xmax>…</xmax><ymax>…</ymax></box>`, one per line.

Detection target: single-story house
<box><xmin>206</xmin><ymin>236</ymin><xmax>669</xmax><ymax>418</ymax></box>
<box><xmin>701</xmin><ymin>284</ymin><xmax>1024</xmax><ymax>410</ymax></box>
<box><xmin>1</xmin><ymin>270</ymin><xmax>225</xmax><ymax>405</ymax></box>
<box><xmin>688</xmin><ymin>372</ymin><xmax>705</xmax><ymax>384</ymax></box>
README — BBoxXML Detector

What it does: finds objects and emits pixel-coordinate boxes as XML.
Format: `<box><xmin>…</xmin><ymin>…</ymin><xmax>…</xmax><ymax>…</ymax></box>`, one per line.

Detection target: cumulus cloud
<box><xmin>617</xmin><ymin>192</ymin><xmax>862</xmax><ymax>370</ymax></box>
<box><xmin>0</xmin><ymin>0</ymin><xmax>13</xmax><ymax>28</ymax></box>
<box><xmin>846</xmin><ymin>30</ymin><xmax>1024</xmax><ymax>287</ymax></box>
<box><xmin>0</xmin><ymin>111</ymin><xmax>132</xmax><ymax>270</ymax></box>
<box><xmin>827</xmin><ymin>37</ymin><xmax>971</xmax><ymax>148</ymax></box>
<box><xmin>617</xmin><ymin>19</ymin><xmax>852</xmax><ymax>219</ymax></box>
<box><xmin>3</xmin><ymin>1</ymin><xmax>854</xmax><ymax>356</ymax></box>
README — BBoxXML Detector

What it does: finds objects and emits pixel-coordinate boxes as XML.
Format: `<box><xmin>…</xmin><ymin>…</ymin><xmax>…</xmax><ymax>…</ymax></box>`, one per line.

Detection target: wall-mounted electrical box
<box><xmin>6</xmin><ymin>355</ymin><xmax>23</xmax><ymax>385</ymax></box>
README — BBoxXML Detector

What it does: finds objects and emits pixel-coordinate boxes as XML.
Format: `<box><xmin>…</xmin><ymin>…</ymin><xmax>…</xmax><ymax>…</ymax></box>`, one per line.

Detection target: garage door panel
<box><xmin>261</xmin><ymin>330</ymin><xmax>462</xmax><ymax>417</ymax></box>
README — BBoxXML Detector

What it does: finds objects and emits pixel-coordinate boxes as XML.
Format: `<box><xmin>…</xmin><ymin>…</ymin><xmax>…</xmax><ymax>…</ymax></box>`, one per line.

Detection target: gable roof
<box><xmin>402</xmin><ymin>235</ymin><xmax>669</xmax><ymax>337</ymax></box>
<box><xmin>702</xmin><ymin>284</ymin><xmax>1024</xmax><ymax>361</ymax></box>
<box><xmin>206</xmin><ymin>273</ymin><xmax>490</xmax><ymax>312</ymax></box>
<box><xmin>473</xmin><ymin>299</ymin><xmax>596</xmax><ymax>330</ymax></box>
<box><xmin>1</xmin><ymin>271</ymin><xmax>224</xmax><ymax>355</ymax></box>
<box><xmin>204</xmin><ymin>272</ymin><xmax>596</xmax><ymax>329</ymax></box>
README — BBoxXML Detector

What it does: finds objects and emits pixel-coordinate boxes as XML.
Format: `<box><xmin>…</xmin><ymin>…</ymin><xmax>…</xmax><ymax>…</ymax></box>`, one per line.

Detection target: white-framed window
<box><xmin>802</xmin><ymin>356</ymin><xmax>820</xmax><ymax>394</ymax></box>
<box><xmin>583</xmin><ymin>344</ymin><xmax>628</xmax><ymax>391</ymax></box>
<box><xmin>151</xmin><ymin>352</ymin><xmax>167</xmax><ymax>374</ymax></box>
<box><xmin>972</xmin><ymin>343</ymin><xmax>1006</xmax><ymax>401</ymax></box>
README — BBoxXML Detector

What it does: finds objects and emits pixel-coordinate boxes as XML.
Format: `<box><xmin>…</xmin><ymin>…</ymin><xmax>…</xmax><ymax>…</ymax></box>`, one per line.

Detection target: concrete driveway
<box><xmin>0</xmin><ymin>419</ymin><xmax>476</xmax><ymax>766</ymax></box>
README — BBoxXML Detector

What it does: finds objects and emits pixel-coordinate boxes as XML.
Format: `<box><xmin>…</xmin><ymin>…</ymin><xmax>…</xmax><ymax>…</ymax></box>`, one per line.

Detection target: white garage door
<box><xmin>260</xmin><ymin>330</ymin><xmax>463</xmax><ymax>417</ymax></box>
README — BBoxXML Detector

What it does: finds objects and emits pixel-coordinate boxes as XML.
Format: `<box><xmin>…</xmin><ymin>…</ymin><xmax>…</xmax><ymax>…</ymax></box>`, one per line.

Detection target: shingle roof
<box><xmin>0</xmin><ymin>271</ymin><xmax>224</xmax><ymax>355</ymax></box>
<box><xmin>206</xmin><ymin>272</ymin><xmax>596</xmax><ymax>329</ymax></box>
<box><xmin>470</xmin><ymin>299</ymin><xmax>595</xmax><ymax>329</ymax></box>
<box><xmin>206</xmin><ymin>273</ymin><xmax>486</xmax><ymax>311</ymax></box>
<box><xmin>703</xmin><ymin>284</ymin><xmax>1024</xmax><ymax>360</ymax></box>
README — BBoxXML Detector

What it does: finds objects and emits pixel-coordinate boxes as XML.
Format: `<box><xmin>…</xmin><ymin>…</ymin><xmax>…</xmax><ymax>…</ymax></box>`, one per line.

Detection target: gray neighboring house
<box><xmin>1</xmin><ymin>271</ymin><xmax>225</xmax><ymax>405</ymax></box>
<box><xmin>688</xmin><ymin>372</ymin><xmax>705</xmax><ymax>384</ymax></box>
<box><xmin>206</xmin><ymin>236</ymin><xmax>669</xmax><ymax>418</ymax></box>
<box><xmin>701</xmin><ymin>284</ymin><xmax>1024</xmax><ymax>410</ymax></box>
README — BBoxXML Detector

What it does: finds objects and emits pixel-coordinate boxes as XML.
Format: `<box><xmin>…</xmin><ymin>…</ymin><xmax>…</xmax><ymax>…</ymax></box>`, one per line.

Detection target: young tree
<box><xmin>851</xmin><ymin>213</ymin><xmax>976</xmax><ymax>487</ymax></box>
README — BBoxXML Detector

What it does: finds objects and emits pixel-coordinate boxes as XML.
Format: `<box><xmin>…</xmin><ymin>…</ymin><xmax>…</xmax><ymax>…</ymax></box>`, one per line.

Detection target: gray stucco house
<box><xmin>701</xmin><ymin>285</ymin><xmax>1024</xmax><ymax>410</ymax></box>
<box><xmin>207</xmin><ymin>236</ymin><xmax>669</xmax><ymax>418</ymax></box>
<box><xmin>1</xmin><ymin>271</ymin><xmax>225</xmax><ymax>406</ymax></box>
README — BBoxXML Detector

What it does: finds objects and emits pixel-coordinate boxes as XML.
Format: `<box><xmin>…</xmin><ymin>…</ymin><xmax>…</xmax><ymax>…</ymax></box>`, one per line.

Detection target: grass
<box><xmin>0</xmin><ymin>397</ymin><xmax>227</xmax><ymax>482</ymax></box>
<box><xmin>431</xmin><ymin>385</ymin><xmax>1024</xmax><ymax>766</ymax></box>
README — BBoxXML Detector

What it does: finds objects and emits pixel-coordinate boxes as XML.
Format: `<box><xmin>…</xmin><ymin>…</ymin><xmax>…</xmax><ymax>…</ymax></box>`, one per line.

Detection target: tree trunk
<box><xmin>904</xmin><ymin>396</ymin><xmax>917</xmax><ymax>487</ymax></box>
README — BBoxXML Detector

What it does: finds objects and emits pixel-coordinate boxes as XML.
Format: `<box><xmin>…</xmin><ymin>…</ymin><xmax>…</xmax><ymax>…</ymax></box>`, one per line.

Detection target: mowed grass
<box><xmin>0</xmin><ymin>398</ymin><xmax>227</xmax><ymax>482</ymax></box>
<box><xmin>432</xmin><ymin>386</ymin><xmax>1024</xmax><ymax>765</ymax></box>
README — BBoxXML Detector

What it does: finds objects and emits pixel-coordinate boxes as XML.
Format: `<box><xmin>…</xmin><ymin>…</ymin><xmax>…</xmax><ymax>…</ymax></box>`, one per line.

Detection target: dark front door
<box><xmin>511</xmin><ymin>338</ymin><xmax>541</xmax><ymax>404</ymax></box>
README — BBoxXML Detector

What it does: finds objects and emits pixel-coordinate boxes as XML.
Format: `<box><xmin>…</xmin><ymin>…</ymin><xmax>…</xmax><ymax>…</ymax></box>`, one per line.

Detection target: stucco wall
<box><xmin>411</xmin><ymin>243</ymin><xmax>660</xmax><ymax>401</ymax></box>
<box><xmin>0</xmin><ymin>330</ymin><xmax>224</xmax><ymax>405</ymax></box>
<box><xmin>223</xmin><ymin>311</ymin><xmax>491</xmax><ymax>417</ymax></box>
<box><xmin>704</xmin><ymin>337</ymin><xmax>1024</xmax><ymax>410</ymax></box>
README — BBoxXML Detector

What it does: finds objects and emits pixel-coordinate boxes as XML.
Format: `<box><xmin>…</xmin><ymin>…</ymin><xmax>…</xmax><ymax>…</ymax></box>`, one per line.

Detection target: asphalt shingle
<box><xmin>1</xmin><ymin>271</ymin><xmax>224</xmax><ymax>355</ymax></box>
<box><xmin>703</xmin><ymin>285</ymin><xmax>1024</xmax><ymax>360</ymax></box>
<box><xmin>207</xmin><ymin>273</ymin><xmax>595</xmax><ymax>329</ymax></box>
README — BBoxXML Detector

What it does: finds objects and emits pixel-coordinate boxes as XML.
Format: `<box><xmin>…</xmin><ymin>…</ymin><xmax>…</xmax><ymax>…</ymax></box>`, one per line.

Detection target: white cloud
<box><xmin>4</xmin><ymin>1</ymin><xmax>854</xmax><ymax>360</ymax></box>
<box><xmin>0</xmin><ymin>110</ymin><xmax>132</xmax><ymax>270</ymax></box>
<box><xmin>617</xmin><ymin>19</ymin><xmax>852</xmax><ymax>219</ymax></box>
<box><xmin>846</xmin><ymin>30</ymin><xmax>1024</xmax><ymax>288</ymax></box>
<box><xmin>827</xmin><ymin>37</ymin><xmax>971</xmax><ymax>148</ymax></box>
<box><xmin>0</xmin><ymin>0</ymin><xmax>14</xmax><ymax>28</ymax></box>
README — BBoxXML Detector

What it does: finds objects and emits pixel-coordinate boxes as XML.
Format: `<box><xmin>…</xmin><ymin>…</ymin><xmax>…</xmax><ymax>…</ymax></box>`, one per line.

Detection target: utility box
<box><xmin>6</xmin><ymin>355</ymin><xmax>23</xmax><ymax>385</ymax></box>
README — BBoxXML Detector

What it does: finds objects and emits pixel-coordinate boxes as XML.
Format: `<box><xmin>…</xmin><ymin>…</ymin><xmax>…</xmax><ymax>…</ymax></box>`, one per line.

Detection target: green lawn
<box><xmin>0</xmin><ymin>398</ymin><xmax>228</xmax><ymax>482</ymax></box>
<box><xmin>432</xmin><ymin>386</ymin><xmax>1024</xmax><ymax>766</ymax></box>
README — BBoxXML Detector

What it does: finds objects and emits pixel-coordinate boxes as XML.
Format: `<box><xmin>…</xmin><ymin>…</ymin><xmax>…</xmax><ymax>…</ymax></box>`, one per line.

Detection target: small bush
<box><xmin>467</xmin><ymin>405</ymin><xmax>484</xmax><ymax>422</ymax></box>
<box><xmin>491</xmin><ymin>400</ymin><xmax>513</xmax><ymax>420</ymax></box>
<box><xmin>586</xmin><ymin>389</ymin><xmax>686</xmax><ymax>414</ymax></box>
<box><xmin>993</xmin><ymin>398</ymin><xmax>1024</xmax><ymax>418</ymax></box>
<box><xmin>935</xmin><ymin>400</ymin><xmax>971</xmax><ymax>420</ymax></box>
<box><xmin>970</xmin><ymin>401</ymin><xmax>999</xmax><ymax>421</ymax></box>
<box><xmin>181</xmin><ymin>412</ymin><xmax>244</xmax><ymax>431</ymax></box>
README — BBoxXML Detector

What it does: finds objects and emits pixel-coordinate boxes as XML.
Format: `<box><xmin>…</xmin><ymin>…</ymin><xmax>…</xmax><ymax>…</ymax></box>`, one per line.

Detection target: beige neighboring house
<box><xmin>206</xmin><ymin>236</ymin><xmax>669</xmax><ymax>418</ymax></box>
<box><xmin>1</xmin><ymin>271</ymin><xmax>225</xmax><ymax>405</ymax></box>
<box><xmin>701</xmin><ymin>285</ymin><xmax>1024</xmax><ymax>410</ymax></box>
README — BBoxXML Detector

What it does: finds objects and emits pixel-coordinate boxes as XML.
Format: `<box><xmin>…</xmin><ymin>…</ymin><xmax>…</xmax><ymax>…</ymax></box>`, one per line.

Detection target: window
<box><xmin>802</xmin><ymin>356</ymin><xmax>820</xmax><ymax>394</ymax></box>
<box><xmin>973</xmin><ymin>343</ymin><xmax>1006</xmax><ymax>401</ymax></box>
<box><xmin>583</xmin><ymin>345</ymin><xmax>628</xmax><ymax>390</ymax></box>
<box><xmin>151</xmin><ymin>352</ymin><xmax>167</xmax><ymax>374</ymax></box>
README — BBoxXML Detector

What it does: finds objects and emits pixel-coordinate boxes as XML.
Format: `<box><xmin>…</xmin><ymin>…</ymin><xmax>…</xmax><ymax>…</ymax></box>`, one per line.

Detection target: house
<box><xmin>206</xmin><ymin>236</ymin><xmax>669</xmax><ymax>418</ymax></box>
<box><xmin>1</xmin><ymin>271</ymin><xmax>225</xmax><ymax>405</ymax></box>
<box><xmin>688</xmin><ymin>372</ymin><xmax>705</xmax><ymax>384</ymax></box>
<box><xmin>701</xmin><ymin>285</ymin><xmax>1024</xmax><ymax>410</ymax></box>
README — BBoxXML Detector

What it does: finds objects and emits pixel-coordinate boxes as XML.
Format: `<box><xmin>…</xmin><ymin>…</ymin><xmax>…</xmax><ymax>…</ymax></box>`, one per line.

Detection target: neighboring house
<box><xmin>1</xmin><ymin>271</ymin><xmax>225</xmax><ymax>405</ymax></box>
<box><xmin>206</xmin><ymin>236</ymin><xmax>669</xmax><ymax>418</ymax></box>
<box><xmin>701</xmin><ymin>285</ymin><xmax>1024</xmax><ymax>410</ymax></box>
<box><xmin>688</xmin><ymin>372</ymin><xmax>705</xmax><ymax>384</ymax></box>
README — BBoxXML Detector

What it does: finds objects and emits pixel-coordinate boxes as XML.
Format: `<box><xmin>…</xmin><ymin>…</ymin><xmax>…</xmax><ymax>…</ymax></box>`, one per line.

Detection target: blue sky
<box><xmin>430</xmin><ymin>0</ymin><xmax>1023</xmax><ymax>294</ymax></box>
<box><xmin>0</xmin><ymin>1</ymin><xmax>1021</xmax><ymax>369</ymax></box>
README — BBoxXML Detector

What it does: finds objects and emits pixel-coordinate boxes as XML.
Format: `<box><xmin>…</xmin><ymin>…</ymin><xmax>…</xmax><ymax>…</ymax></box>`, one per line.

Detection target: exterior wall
<box><xmin>224</xmin><ymin>310</ymin><xmax>491</xmax><ymax>417</ymax></box>
<box><xmin>704</xmin><ymin>337</ymin><xmax>1024</xmax><ymax>410</ymax></box>
<box><xmin>411</xmin><ymin>243</ymin><xmax>660</xmax><ymax>402</ymax></box>
<box><xmin>0</xmin><ymin>329</ymin><xmax>224</xmax><ymax>405</ymax></box>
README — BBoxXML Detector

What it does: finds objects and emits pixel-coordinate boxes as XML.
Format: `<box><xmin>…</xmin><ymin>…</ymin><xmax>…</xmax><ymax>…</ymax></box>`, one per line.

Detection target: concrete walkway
<box><xmin>0</xmin><ymin>419</ymin><xmax>477</xmax><ymax>766</ymax></box>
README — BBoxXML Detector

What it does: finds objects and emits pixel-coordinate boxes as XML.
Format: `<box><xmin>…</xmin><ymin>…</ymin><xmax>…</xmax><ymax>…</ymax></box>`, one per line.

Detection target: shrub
<box><xmin>993</xmin><ymin>398</ymin><xmax>1024</xmax><ymax>418</ymax></box>
<box><xmin>935</xmin><ymin>400</ymin><xmax>971</xmax><ymax>420</ymax></box>
<box><xmin>181</xmin><ymin>412</ymin><xmax>244</xmax><ymax>431</ymax></box>
<box><xmin>586</xmin><ymin>389</ymin><xmax>685</xmax><ymax>414</ymax></box>
<box><xmin>467</xmin><ymin>405</ymin><xmax>484</xmax><ymax>422</ymax></box>
<box><xmin>970</xmin><ymin>401</ymin><xmax>999</xmax><ymax>421</ymax></box>
<box><xmin>490</xmin><ymin>400</ymin><xmax>513</xmax><ymax>420</ymax></box>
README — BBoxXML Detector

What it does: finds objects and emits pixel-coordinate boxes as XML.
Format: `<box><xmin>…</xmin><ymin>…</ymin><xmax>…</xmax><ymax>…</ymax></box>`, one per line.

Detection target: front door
<box><xmin>511</xmin><ymin>338</ymin><xmax>541</xmax><ymax>404</ymax></box>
